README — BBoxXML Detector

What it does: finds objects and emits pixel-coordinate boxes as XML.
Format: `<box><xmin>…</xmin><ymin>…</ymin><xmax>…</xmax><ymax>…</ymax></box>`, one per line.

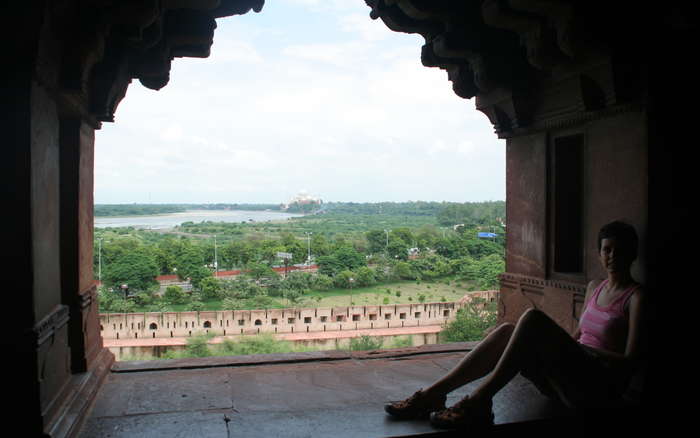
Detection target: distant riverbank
<box><xmin>94</xmin><ymin>210</ymin><xmax>303</xmax><ymax>229</ymax></box>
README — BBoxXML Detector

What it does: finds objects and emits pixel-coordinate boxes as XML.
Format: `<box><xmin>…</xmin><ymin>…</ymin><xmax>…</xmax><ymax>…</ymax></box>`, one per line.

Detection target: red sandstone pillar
<box><xmin>60</xmin><ymin>118</ymin><xmax>112</xmax><ymax>373</ymax></box>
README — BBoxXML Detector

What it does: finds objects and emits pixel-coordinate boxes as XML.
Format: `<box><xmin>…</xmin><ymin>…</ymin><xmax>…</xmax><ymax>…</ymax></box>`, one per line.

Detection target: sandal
<box><xmin>429</xmin><ymin>396</ymin><xmax>494</xmax><ymax>429</ymax></box>
<box><xmin>384</xmin><ymin>389</ymin><xmax>447</xmax><ymax>420</ymax></box>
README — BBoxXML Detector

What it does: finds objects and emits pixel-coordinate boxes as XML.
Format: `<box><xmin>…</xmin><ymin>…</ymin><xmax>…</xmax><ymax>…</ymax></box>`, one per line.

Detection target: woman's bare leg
<box><xmin>420</xmin><ymin>322</ymin><xmax>515</xmax><ymax>398</ymax></box>
<box><xmin>467</xmin><ymin>308</ymin><xmax>577</xmax><ymax>405</ymax></box>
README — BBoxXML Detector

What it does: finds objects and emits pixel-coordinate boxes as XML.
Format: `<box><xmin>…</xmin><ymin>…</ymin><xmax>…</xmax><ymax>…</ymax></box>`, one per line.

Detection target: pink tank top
<box><xmin>578</xmin><ymin>280</ymin><xmax>638</xmax><ymax>353</ymax></box>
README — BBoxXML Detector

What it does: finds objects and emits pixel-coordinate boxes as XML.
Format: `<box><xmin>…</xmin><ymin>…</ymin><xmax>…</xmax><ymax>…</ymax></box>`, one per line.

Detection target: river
<box><xmin>94</xmin><ymin>210</ymin><xmax>303</xmax><ymax>229</ymax></box>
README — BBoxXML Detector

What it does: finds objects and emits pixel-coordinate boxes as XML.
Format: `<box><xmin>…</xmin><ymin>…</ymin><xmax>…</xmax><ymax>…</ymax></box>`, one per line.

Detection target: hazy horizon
<box><xmin>94</xmin><ymin>199</ymin><xmax>505</xmax><ymax>205</ymax></box>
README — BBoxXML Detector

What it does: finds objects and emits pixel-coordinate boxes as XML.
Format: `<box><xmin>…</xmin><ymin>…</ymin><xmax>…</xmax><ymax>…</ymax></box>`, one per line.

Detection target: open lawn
<box><xmin>130</xmin><ymin>277</ymin><xmax>479</xmax><ymax>313</ymax></box>
<box><xmin>300</xmin><ymin>278</ymin><xmax>478</xmax><ymax>307</ymax></box>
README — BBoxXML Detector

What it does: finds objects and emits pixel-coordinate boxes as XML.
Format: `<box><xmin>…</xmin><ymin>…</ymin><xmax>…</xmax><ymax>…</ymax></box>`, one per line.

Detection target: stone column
<box><xmin>59</xmin><ymin>118</ymin><xmax>104</xmax><ymax>373</ymax></box>
<box><xmin>2</xmin><ymin>70</ymin><xmax>72</xmax><ymax>437</ymax></box>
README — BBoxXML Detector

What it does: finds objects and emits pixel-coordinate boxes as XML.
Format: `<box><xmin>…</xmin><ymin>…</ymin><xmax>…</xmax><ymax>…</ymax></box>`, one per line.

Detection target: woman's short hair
<box><xmin>597</xmin><ymin>221</ymin><xmax>638</xmax><ymax>259</ymax></box>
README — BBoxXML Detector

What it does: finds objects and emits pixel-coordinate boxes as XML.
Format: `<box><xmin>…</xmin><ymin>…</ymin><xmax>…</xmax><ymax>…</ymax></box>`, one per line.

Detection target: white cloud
<box><xmin>340</xmin><ymin>13</ymin><xmax>391</xmax><ymax>42</ymax></box>
<box><xmin>159</xmin><ymin>124</ymin><xmax>184</xmax><ymax>142</ymax></box>
<box><xmin>94</xmin><ymin>3</ymin><xmax>505</xmax><ymax>204</ymax></box>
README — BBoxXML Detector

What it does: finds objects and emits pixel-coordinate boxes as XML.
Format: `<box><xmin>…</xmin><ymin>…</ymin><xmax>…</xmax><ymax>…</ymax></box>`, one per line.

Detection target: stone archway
<box><xmin>5</xmin><ymin>1</ymin><xmax>686</xmax><ymax>435</ymax></box>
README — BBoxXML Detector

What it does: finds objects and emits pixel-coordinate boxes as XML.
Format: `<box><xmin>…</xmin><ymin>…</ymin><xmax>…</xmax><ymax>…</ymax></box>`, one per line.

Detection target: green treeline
<box><xmin>95</xmin><ymin>202</ymin><xmax>506</xmax><ymax>314</ymax></box>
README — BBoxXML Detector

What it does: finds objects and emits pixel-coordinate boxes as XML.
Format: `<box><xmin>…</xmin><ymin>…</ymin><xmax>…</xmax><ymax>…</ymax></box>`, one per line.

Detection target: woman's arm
<box><xmin>624</xmin><ymin>287</ymin><xmax>645</xmax><ymax>361</ymax></box>
<box><xmin>573</xmin><ymin>280</ymin><xmax>601</xmax><ymax>340</ymax></box>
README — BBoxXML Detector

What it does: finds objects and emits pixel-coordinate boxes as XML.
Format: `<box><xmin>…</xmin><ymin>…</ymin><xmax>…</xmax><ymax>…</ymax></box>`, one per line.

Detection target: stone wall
<box><xmin>99</xmin><ymin>291</ymin><xmax>499</xmax><ymax>340</ymax></box>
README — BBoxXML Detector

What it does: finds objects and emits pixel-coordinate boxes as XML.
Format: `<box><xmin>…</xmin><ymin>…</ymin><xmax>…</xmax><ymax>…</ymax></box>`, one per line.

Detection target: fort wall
<box><xmin>99</xmin><ymin>291</ymin><xmax>498</xmax><ymax>341</ymax></box>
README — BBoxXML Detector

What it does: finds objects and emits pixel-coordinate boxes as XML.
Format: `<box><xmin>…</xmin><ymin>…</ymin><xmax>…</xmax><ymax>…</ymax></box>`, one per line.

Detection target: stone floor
<box><xmin>79</xmin><ymin>344</ymin><xmax>574</xmax><ymax>438</ymax></box>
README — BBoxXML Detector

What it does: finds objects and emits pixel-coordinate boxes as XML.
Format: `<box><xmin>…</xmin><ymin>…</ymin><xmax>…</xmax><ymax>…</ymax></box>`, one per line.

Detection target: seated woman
<box><xmin>385</xmin><ymin>221</ymin><xmax>645</xmax><ymax>429</ymax></box>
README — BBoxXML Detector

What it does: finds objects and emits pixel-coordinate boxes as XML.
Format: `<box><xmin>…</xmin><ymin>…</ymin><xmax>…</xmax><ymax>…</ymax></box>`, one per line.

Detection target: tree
<box><xmin>223</xmin><ymin>240</ymin><xmax>256</xmax><ymax>268</ymax></box>
<box><xmin>354</xmin><ymin>266</ymin><xmax>376</xmax><ymax>287</ymax></box>
<box><xmin>245</xmin><ymin>262</ymin><xmax>276</xmax><ymax>281</ymax></box>
<box><xmin>317</xmin><ymin>245</ymin><xmax>365</xmax><ymax>277</ymax></box>
<box><xmin>311</xmin><ymin>274</ymin><xmax>334</xmax><ymax>291</ymax></box>
<box><xmin>164</xmin><ymin>285</ymin><xmax>188</xmax><ymax>305</ymax></box>
<box><xmin>311</xmin><ymin>234</ymin><xmax>332</xmax><ymax>257</ymax></box>
<box><xmin>476</xmin><ymin>254</ymin><xmax>505</xmax><ymax>289</ymax></box>
<box><xmin>102</xmin><ymin>248</ymin><xmax>159</xmax><ymax>292</ymax></box>
<box><xmin>174</xmin><ymin>244</ymin><xmax>210</xmax><ymax>288</ymax></box>
<box><xmin>334</xmin><ymin>245</ymin><xmax>366</xmax><ymax>270</ymax></box>
<box><xmin>334</xmin><ymin>270</ymin><xmax>356</xmax><ymax>289</ymax></box>
<box><xmin>365</xmin><ymin>230</ymin><xmax>387</xmax><ymax>254</ymax></box>
<box><xmin>197</xmin><ymin>276</ymin><xmax>223</xmax><ymax>300</ymax></box>
<box><xmin>391</xmin><ymin>228</ymin><xmax>414</xmax><ymax>247</ymax></box>
<box><xmin>393</xmin><ymin>261</ymin><xmax>416</xmax><ymax>280</ymax></box>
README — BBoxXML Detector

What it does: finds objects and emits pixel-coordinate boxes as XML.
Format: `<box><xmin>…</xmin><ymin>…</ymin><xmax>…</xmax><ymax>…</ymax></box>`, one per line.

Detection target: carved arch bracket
<box><xmin>56</xmin><ymin>0</ymin><xmax>265</xmax><ymax>123</ymax></box>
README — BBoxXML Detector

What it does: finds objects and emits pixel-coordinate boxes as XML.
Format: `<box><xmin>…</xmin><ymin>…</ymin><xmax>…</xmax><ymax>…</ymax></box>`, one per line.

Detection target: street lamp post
<box><xmin>384</xmin><ymin>229</ymin><xmax>391</xmax><ymax>255</ymax></box>
<box><xmin>305</xmin><ymin>232</ymin><xmax>312</xmax><ymax>264</ymax></box>
<box><xmin>98</xmin><ymin>238</ymin><xmax>102</xmax><ymax>283</ymax></box>
<box><xmin>214</xmin><ymin>235</ymin><xmax>218</xmax><ymax>277</ymax></box>
<box><xmin>349</xmin><ymin>277</ymin><xmax>354</xmax><ymax>307</ymax></box>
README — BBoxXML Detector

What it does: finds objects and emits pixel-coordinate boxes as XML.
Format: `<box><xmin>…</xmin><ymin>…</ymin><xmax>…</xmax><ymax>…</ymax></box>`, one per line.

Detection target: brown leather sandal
<box><xmin>384</xmin><ymin>389</ymin><xmax>447</xmax><ymax>420</ymax></box>
<box><xmin>429</xmin><ymin>396</ymin><xmax>494</xmax><ymax>429</ymax></box>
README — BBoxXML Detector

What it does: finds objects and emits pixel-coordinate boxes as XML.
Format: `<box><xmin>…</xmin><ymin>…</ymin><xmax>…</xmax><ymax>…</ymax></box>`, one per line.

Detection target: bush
<box><xmin>109</xmin><ymin>296</ymin><xmax>136</xmax><ymax>313</ymax></box>
<box><xmin>333</xmin><ymin>270</ymin><xmax>356</xmax><ymax>289</ymax></box>
<box><xmin>383</xmin><ymin>297</ymin><xmax>390</xmax><ymax>305</ymax></box>
<box><xmin>349</xmin><ymin>335</ymin><xmax>383</xmax><ymax>351</ymax></box>
<box><xmin>197</xmin><ymin>276</ymin><xmax>223</xmax><ymax>300</ymax></box>
<box><xmin>441</xmin><ymin>299</ymin><xmax>497</xmax><ymax>342</ymax></box>
<box><xmin>222</xmin><ymin>295</ymin><xmax>282</xmax><ymax>310</ymax></box>
<box><xmin>185</xmin><ymin>333</ymin><xmax>214</xmax><ymax>357</ymax></box>
<box><xmin>311</xmin><ymin>274</ymin><xmax>334</xmax><ymax>291</ymax></box>
<box><xmin>391</xmin><ymin>336</ymin><xmax>413</xmax><ymax>348</ymax></box>
<box><xmin>164</xmin><ymin>285</ymin><xmax>188</xmax><ymax>305</ymax></box>
<box><xmin>354</xmin><ymin>266</ymin><xmax>376</xmax><ymax>287</ymax></box>
<box><xmin>132</xmin><ymin>291</ymin><xmax>155</xmax><ymax>307</ymax></box>
<box><xmin>190</xmin><ymin>300</ymin><xmax>205</xmax><ymax>311</ymax></box>
<box><xmin>219</xmin><ymin>334</ymin><xmax>296</xmax><ymax>356</ymax></box>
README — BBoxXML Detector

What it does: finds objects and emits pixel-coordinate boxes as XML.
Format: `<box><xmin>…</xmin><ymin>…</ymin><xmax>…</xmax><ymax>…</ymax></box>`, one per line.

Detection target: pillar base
<box><xmin>44</xmin><ymin>347</ymin><xmax>114</xmax><ymax>438</ymax></box>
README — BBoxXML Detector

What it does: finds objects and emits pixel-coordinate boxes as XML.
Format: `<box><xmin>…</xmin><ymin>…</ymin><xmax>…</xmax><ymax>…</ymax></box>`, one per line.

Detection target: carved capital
<box><xmin>28</xmin><ymin>305</ymin><xmax>70</xmax><ymax>348</ymax></box>
<box><xmin>78</xmin><ymin>285</ymin><xmax>98</xmax><ymax>310</ymax></box>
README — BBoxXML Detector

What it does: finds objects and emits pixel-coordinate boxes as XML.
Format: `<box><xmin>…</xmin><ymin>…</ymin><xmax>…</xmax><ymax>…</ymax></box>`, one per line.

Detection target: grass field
<box><xmin>132</xmin><ymin>277</ymin><xmax>479</xmax><ymax>312</ymax></box>
<box><xmin>301</xmin><ymin>277</ymin><xmax>477</xmax><ymax>307</ymax></box>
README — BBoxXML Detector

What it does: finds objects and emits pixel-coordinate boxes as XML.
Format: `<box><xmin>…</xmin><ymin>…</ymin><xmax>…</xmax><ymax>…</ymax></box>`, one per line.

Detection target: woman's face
<box><xmin>599</xmin><ymin>237</ymin><xmax>634</xmax><ymax>273</ymax></box>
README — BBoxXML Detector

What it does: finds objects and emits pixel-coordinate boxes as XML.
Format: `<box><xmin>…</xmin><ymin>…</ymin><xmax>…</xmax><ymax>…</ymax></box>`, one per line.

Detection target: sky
<box><xmin>94</xmin><ymin>0</ymin><xmax>505</xmax><ymax>205</ymax></box>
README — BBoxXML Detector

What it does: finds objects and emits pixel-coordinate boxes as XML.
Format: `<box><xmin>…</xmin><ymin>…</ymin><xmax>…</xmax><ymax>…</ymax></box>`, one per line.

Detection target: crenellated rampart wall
<box><xmin>99</xmin><ymin>291</ymin><xmax>499</xmax><ymax>340</ymax></box>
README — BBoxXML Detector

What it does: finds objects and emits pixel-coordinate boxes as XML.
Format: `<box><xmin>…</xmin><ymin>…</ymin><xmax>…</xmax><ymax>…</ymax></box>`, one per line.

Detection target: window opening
<box><xmin>550</xmin><ymin>133</ymin><xmax>584</xmax><ymax>274</ymax></box>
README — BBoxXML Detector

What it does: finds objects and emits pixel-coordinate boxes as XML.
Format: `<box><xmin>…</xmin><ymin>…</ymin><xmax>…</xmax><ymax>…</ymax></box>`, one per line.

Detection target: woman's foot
<box><xmin>429</xmin><ymin>396</ymin><xmax>494</xmax><ymax>429</ymax></box>
<box><xmin>384</xmin><ymin>389</ymin><xmax>447</xmax><ymax>420</ymax></box>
